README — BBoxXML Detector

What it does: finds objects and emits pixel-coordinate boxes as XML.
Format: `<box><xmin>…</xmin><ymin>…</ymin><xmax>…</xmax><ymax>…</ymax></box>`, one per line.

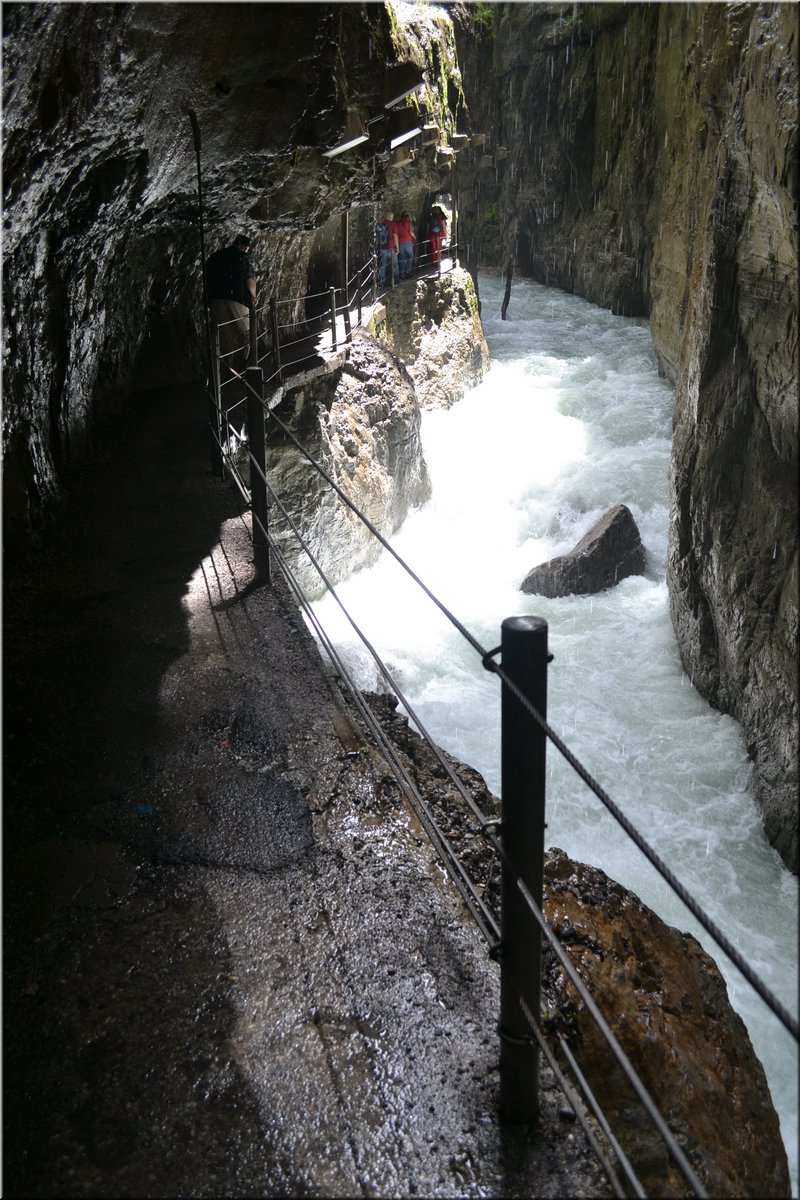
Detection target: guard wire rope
<box><xmin>208</xmin><ymin>252</ymin><xmax>792</xmax><ymax>1199</ymax></box>
<box><xmin>257</xmin><ymin>399</ymin><xmax>798</xmax><ymax>1045</ymax></box>
<box><xmin>246</xmin><ymin>453</ymin><xmax>500</xmax><ymax>946</ymax></box>
<box><xmin>243</xmin><ymin>462</ymin><xmax>656</xmax><ymax>1198</ymax></box>
<box><xmin>243</xmin><ymin>436</ymin><xmax>708</xmax><ymax>1199</ymax></box>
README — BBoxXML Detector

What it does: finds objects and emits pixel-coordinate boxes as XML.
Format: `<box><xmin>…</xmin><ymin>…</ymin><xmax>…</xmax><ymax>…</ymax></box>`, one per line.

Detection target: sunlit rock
<box><xmin>542</xmin><ymin>847</ymin><xmax>791</xmax><ymax>1199</ymax></box>
<box><xmin>379</xmin><ymin>267</ymin><xmax>489</xmax><ymax>409</ymax></box>
<box><xmin>267</xmin><ymin>336</ymin><xmax>430</xmax><ymax>599</ymax></box>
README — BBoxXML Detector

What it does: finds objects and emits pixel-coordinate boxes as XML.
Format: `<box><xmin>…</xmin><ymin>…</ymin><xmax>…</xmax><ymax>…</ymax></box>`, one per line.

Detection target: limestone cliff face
<box><xmin>266</xmin><ymin>270</ymin><xmax>488</xmax><ymax>598</ymax></box>
<box><xmin>453</xmin><ymin>2</ymin><xmax>798</xmax><ymax>870</ymax></box>
<box><xmin>267</xmin><ymin>335</ymin><xmax>431</xmax><ymax>600</ymax></box>
<box><xmin>1</xmin><ymin>1</ymin><xmax>457</xmax><ymax>546</ymax></box>
<box><xmin>654</xmin><ymin>6</ymin><xmax>798</xmax><ymax>873</ymax></box>
<box><xmin>379</xmin><ymin>266</ymin><xmax>489</xmax><ymax>409</ymax></box>
<box><xmin>364</xmin><ymin>696</ymin><xmax>790</xmax><ymax>1197</ymax></box>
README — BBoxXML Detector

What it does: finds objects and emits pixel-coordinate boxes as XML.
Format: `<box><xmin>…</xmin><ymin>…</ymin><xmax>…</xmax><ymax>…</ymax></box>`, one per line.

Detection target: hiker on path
<box><xmin>377</xmin><ymin>211</ymin><xmax>399</xmax><ymax>287</ymax></box>
<box><xmin>396</xmin><ymin>211</ymin><xmax>416</xmax><ymax>280</ymax></box>
<box><xmin>429</xmin><ymin>205</ymin><xmax>447</xmax><ymax>264</ymax></box>
<box><xmin>206</xmin><ymin>233</ymin><xmax>257</xmax><ymax>376</ymax></box>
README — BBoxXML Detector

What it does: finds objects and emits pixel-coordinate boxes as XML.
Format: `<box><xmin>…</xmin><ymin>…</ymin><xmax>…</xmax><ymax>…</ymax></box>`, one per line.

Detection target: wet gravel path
<box><xmin>3</xmin><ymin>383</ymin><xmax>610</xmax><ymax>1198</ymax></box>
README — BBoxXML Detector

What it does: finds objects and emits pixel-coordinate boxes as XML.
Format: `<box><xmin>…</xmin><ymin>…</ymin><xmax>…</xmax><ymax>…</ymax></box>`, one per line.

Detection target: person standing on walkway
<box><xmin>429</xmin><ymin>205</ymin><xmax>447</xmax><ymax>264</ymax></box>
<box><xmin>396</xmin><ymin>211</ymin><xmax>416</xmax><ymax>280</ymax></box>
<box><xmin>206</xmin><ymin>233</ymin><xmax>257</xmax><ymax>376</ymax></box>
<box><xmin>376</xmin><ymin>211</ymin><xmax>398</xmax><ymax>288</ymax></box>
<box><xmin>389</xmin><ymin>213</ymin><xmax>400</xmax><ymax>283</ymax></box>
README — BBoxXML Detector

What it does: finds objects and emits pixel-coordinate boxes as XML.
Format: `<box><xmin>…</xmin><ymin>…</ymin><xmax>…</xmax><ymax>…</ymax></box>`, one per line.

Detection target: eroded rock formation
<box><xmin>542</xmin><ymin>847</ymin><xmax>790</xmax><ymax>1199</ymax></box>
<box><xmin>267</xmin><ymin>335</ymin><xmax>430</xmax><ymax>599</ymax></box>
<box><xmin>379</xmin><ymin>266</ymin><xmax>489</xmax><ymax>409</ymax></box>
<box><xmin>452</xmin><ymin>1</ymin><xmax>798</xmax><ymax>870</ymax></box>
<box><xmin>362</xmin><ymin>693</ymin><xmax>790</xmax><ymax>1197</ymax></box>
<box><xmin>267</xmin><ymin>267</ymin><xmax>487</xmax><ymax>597</ymax></box>
<box><xmin>1</xmin><ymin>1</ymin><xmax>461</xmax><ymax>545</ymax></box>
<box><xmin>521</xmin><ymin>503</ymin><xmax>646</xmax><ymax>597</ymax></box>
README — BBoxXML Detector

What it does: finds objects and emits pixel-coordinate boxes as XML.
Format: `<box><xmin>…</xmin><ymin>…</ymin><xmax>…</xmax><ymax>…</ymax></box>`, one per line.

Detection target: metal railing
<box><xmin>202</xmin><ymin>254</ymin><xmax>796</xmax><ymax>1199</ymax></box>
<box><xmin>207</xmin><ymin>239</ymin><xmax>462</xmax><ymax>490</ymax></box>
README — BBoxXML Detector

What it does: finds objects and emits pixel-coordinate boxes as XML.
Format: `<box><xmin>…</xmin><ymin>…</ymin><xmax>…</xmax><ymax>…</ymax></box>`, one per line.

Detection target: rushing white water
<box><xmin>310</xmin><ymin>275</ymin><xmax>798</xmax><ymax>1190</ymax></box>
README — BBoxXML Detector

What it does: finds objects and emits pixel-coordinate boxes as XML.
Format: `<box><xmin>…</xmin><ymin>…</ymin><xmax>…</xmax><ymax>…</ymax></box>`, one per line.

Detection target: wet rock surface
<box><xmin>520</xmin><ymin>504</ymin><xmax>646</xmax><ymax>598</ymax></box>
<box><xmin>363</xmin><ymin>697</ymin><xmax>791</xmax><ymax>1199</ymax></box>
<box><xmin>541</xmin><ymin>851</ymin><xmax>790</xmax><ymax>1199</ymax></box>
<box><xmin>264</xmin><ymin>270</ymin><xmax>486</xmax><ymax>601</ymax></box>
<box><xmin>453</xmin><ymin>2</ymin><xmax>798</xmax><ymax>871</ymax></box>
<box><xmin>3</xmin><ymin>382</ymin><xmax>611</xmax><ymax>1199</ymax></box>
<box><xmin>268</xmin><ymin>333</ymin><xmax>431</xmax><ymax>600</ymax></box>
<box><xmin>380</xmin><ymin>267</ymin><xmax>490</xmax><ymax>410</ymax></box>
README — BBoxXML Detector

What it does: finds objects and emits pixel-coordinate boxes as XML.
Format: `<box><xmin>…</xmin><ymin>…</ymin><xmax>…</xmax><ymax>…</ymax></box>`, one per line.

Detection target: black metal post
<box><xmin>342</xmin><ymin>213</ymin><xmax>352</xmax><ymax>343</ymax></box>
<box><xmin>329</xmin><ymin>286</ymin><xmax>338</xmax><ymax>350</ymax></box>
<box><xmin>452</xmin><ymin>154</ymin><xmax>459</xmax><ymax>268</ymax></box>
<box><xmin>269</xmin><ymin>297</ymin><xmax>282</xmax><ymax>384</ymax></box>
<box><xmin>211</xmin><ymin>323</ymin><xmax>224</xmax><ymax>478</ymax></box>
<box><xmin>189</xmin><ymin>109</ymin><xmax>222</xmax><ymax>477</ymax></box>
<box><xmin>246</xmin><ymin>306</ymin><xmax>270</xmax><ymax>583</ymax></box>
<box><xmin>498</xmin><ymin>614</ymin><xmax>548</xmax><ymax>1123</ymax></box>
<box><xmin>341</xmin><ymin>209</ymin><xmax>349</xmax><ymax>305</ymax></box>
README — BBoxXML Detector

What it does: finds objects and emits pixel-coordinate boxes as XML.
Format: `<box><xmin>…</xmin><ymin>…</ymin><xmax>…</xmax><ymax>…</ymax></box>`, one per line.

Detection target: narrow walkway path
<box><xmin>264</xmin><ymin>255</ymin><xmax>459</xmax><ymax>403</ymax></box>
<box><xmin>3</xmin><ymin>382</ymin><xmax>609</xmax><ymax>1197</ymax></box>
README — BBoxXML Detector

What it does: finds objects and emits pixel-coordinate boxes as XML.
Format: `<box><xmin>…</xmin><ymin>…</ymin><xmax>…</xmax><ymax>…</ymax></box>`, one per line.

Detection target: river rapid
<box><xmin>311</xmin><ymin>274</ymin><xmax>798</xmax><ymax>1189</ymax></box>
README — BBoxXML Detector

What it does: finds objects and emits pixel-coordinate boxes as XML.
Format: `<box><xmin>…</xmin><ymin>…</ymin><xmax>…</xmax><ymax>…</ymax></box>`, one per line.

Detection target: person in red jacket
<box><xmin>396</xmin><ymin>211</ymin><xmax>416</xmax><ymax>280</ymax></box>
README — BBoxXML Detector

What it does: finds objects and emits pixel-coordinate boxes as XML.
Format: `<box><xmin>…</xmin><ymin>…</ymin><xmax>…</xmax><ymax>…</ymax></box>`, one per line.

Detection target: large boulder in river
<box><xmin>521</xmin><ymin>504</ymin><xmax>646</xmax><ymax>597</ymax></box>
<box><xmin>542</xmin><ymin>848</ymin><xmax>790</xmax><ymax>1198</ymax></box>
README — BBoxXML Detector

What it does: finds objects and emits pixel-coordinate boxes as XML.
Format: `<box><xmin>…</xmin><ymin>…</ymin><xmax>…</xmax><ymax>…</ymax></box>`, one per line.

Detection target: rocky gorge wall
<box><xmin>453</xmin><ymin>2</ymin><xmax>798</xmax><ymax>871</ymax></box>
<box><xmin>1</xmin><ymin>1</ymin><xmax>460</xmax><ymax>546</ymax></box>
<box><xmin>267</xmin><ymin>267</ymin><xmax>488</xmax><ymax>598</ymax></box>
<box><xmin>2</xmin><ymin>1</ymin><xmax>796</xmax><ymax>866</ymax></box>
<box><xmin>2</xmin><ymin>3</ymin><xmax>793</xmax><ymax>1183</ymax></box>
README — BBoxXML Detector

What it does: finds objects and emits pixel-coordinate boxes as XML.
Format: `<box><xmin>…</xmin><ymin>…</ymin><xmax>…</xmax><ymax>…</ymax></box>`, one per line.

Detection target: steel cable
<box><xmin>485</xmin><ymin>654</ymin><xmax>800</xmax><ymax>1044</ymax></box>
<box><xmin>209</xmin><ymin>383</ymin><xmax>680</xmax><ymax>1197</ymax></box>
<box><xmin>513</xmin><ymin>882</ymin><xmax>709</xmax><ymax>1197</ymax></box>
<box><xmin>258</xmin><ymin>396</ymin><xmax>798</xmax><ymax>1042</ymax></box>
<box><xmin>524</xmin><ymin>1008</ymin><xmax>633</xmax><ymax>1199</ymax></box>
<box><xmin>251</xmin><ymin>465</ymin><xmax>707</xmax><ymax>1197</ymax></box>
<box><xmin>255</xmin><ymin>492</ymin><xmax>500</xmax><ymax>946</ymax></box>
<box><xmin>211</xmin><ymin>262</ymin><xmax>793</xmax><ymax>1195</ymax></box>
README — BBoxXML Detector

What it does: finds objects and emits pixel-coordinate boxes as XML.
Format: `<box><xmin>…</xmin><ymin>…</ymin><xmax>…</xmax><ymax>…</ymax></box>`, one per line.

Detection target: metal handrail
<box><xmin>213</xmin><ymin>375</ymin><xmax>792</xmax><ymax>1200</ymax></box>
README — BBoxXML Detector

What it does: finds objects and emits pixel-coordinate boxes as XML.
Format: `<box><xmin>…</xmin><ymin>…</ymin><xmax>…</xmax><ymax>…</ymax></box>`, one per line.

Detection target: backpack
<box><xmin>430</xmin><ymin>212</ymin><xmax>441</xmax><ymax>234</ymax></box>
<box><xmin>376</xmin><ymin>221</ymin><xmax>390</xmax><ymax>249</ymax></box>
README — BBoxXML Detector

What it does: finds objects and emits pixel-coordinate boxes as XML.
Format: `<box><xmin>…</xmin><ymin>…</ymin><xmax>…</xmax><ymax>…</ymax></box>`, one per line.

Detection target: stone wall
<box><xmin>1</xmin><ymin>1</ymin><xmax>457</xmax><ymax>548</ymax></box>
<box><xmin>453</xmin><ymin>2</ymin><xmax>798</xmax><ymax>870</ymax></box>
<box><xmin>267</xmin><ymin>270</ymin><xmax>489</xmax><ymax>598</ymax></box>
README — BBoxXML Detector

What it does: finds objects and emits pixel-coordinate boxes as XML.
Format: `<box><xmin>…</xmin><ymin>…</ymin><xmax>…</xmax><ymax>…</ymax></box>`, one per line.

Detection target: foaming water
<box><xmin>311</xmin><ymin>276</ymin><xmax>798</xmax><ymax>1187</ymax></box>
